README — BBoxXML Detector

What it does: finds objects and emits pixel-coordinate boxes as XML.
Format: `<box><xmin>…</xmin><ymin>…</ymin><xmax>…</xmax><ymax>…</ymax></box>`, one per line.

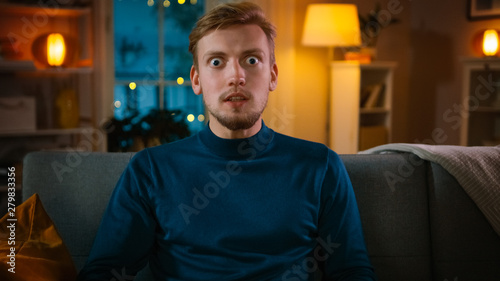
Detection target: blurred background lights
<box><xmin>178</xmin><ymin>0</ymin><xmax>185</xmax><ymax>4</ymax></box>
<box><xmin>114</xmin><ymin>100</ymin><xmax>122</xmax><ymax>109</ymax></box>
<box><xmin>164</xmin><ymin>0</ymin><xmax>170</xmax><ymax>7</ymax></box>
<box><xmin>177</xmin><ymin>77</ymin><xmax>184</xmax><ymax>85</ymax></box>
<box><xmin>129</xmin><ymin>82</ymin><xmax>137</xmax><ymax>90</ymax></box>
<box><xmin>198</xmin><ymin>114</ymin><xmax>205</xmax><ymax>122</ymax></box>
<box><xmin>147</xmin><ymin>0</ymin><xmax>154</xmax><ymax>7</ymax></box>
<box><xmin>187</xmin><ymin>114</ymin><xmax>195</xmax><ymax>122</ymax></box>
<box><xmin>190</xmin><ymin>0</ymin><xmax>197</xmax><ymax>4</ymax></box>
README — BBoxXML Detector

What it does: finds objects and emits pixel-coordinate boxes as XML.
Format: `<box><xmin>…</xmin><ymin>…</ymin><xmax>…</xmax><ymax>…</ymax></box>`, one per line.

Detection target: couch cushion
<box><xmin>428</xmin><ymin>162</ymin><xmax>500</xmax><ymax>280</ymax></box>
<box><xmin>340</xmin><ymin>153</ymin><xmax>432</xmax><ymax>281</ymax></box>
<box><xmin>0</xmin><ymin>193</ymin><xmax>77</xmax><ymax>281</ymax></box>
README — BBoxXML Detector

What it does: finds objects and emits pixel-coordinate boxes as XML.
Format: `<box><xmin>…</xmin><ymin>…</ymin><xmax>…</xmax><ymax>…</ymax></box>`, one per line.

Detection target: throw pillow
<box><xmin>0</xmin><ymin>193</ymin><xmax>77</xmax><ymax>281</ymax></box>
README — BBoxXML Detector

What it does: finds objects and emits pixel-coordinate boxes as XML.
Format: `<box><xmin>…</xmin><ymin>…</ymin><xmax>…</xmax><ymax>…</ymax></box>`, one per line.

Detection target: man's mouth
<box><xmin>223</xmin><ymin>93</ymin><xmax>249</xmax><ymax>102</ymax></box>
<box><xmin>225</xmin><ymin>96</ymin><xmax>247</xmax><ymax>101</ymax></box>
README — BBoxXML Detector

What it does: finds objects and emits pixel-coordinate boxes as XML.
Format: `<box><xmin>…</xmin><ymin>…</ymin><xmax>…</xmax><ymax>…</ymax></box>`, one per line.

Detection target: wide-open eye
<box><xmin>210</xmin><ymin>58</ymin><xmax>222</xmax><ymax>67</ymax></box>
<box><xmin>246</xmin><ymin>56</ymin><xmax>259</xmax><ymax>65</ymax></box>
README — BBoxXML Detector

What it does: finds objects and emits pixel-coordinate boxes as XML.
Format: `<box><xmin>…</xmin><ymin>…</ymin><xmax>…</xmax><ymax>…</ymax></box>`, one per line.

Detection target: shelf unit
<box><xmin>460</xmin><ymin>57</ymin><xmax>500</xmax><ymax>146</ymax></box>
<box><xmin>0</xmin><ymin>2</ymin><xmax>98</xmax><ymax>162</ymax></box>
<box><xmin>0</xmin><ymin>1</ymin><xmax>113</xmax><ymax>214</ymax></box>
<box><xmin>329</xmin><ymin>61</ymin><xmax>396</xmax><ymax>153</ymax></box>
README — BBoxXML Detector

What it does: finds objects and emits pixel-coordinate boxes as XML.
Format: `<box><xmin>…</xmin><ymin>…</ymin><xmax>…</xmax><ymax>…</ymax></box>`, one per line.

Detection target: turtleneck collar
<box><xmin>198</xmin><ymin>121</ymin><xmax>275</xmax><ymax>160</ymax></box>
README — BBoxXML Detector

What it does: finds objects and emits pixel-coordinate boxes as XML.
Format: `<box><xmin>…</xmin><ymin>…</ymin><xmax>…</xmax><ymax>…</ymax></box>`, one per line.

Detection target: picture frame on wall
<box><xmin>469</xmin><ymin>0</ymin><xmax>500</xmax><ymax>20</ymax></box>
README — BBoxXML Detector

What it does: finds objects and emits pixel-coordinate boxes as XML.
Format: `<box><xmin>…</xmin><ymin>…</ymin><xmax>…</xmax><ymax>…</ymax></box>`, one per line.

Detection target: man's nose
<box><xmin>228</xmin><ymin>60</ymin><xmax>246</xmax><ymax>87</ymax></box>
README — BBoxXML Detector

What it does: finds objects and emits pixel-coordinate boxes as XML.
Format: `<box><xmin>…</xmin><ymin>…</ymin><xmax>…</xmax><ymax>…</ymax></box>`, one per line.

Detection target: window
<box><xmin>113</xmin><ymin>0</ymin><xmax>205</xmax><ymax>137</ymax></box>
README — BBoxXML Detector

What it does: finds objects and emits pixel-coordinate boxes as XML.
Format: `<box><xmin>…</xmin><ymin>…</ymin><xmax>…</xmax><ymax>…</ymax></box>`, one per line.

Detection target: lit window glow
<box><xmin>47</xmin><ymin>33</ymin><xmax>66</xmax><ymax>66</ymax></box>
<box><xmin>483</xmin><ymin>29</ymin><xmax>499</xmax><ymax>56</ymax></box>
<box><xmin>187</xmin><ymin>114</ymin><xmax>195</xmax><ymax>122</ymax></box>
<box><xmin>129</xmin><ymin>82</ymin><xmax>137</xmax><ymax>90</ymax></box>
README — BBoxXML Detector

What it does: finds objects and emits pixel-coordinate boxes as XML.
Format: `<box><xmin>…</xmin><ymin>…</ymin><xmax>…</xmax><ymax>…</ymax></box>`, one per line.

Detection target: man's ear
<box><xmin>269</xmin><ymin>63</ymin><xmax>278</xmax><ymax>91</ymax></box>
<box><xmin>190</xmin><ymin>65</ymin><xmax>202</xmax><ymax>95</ymax></box>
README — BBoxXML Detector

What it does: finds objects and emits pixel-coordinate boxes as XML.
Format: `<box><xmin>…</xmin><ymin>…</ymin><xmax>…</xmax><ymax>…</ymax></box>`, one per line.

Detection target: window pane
<box><xmin>113</xmin><ymin>0</ymin><xmax>206</xmax><ymax>142</ymax></box>
<box><xmin>114</xmin><ymin>0</ymin><xmax>159</xmax><ymax>80</ymax></box>
<box><xmin>164</xmin><ymin>1</ymin><xmax>204</xmax><ymax>80</ymax></box>
<box><xmin>165</xmin><ymin>85</ymin><xmax>205</xmax><ymax>133</ymax></box>
<box><xmin>114</xmin><ymin>84</ymin><xmax>159</xmax><ymax>120</ymax></box>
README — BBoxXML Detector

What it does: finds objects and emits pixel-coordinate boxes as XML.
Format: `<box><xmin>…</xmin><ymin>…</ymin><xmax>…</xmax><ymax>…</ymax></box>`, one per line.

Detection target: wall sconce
<box><xmin>483</xmin><ymin>29</ymin><xmax>499</xmax><ymax>56</ymax></box>
<box><xmin>32</xmin><ymin>33</ymin><xmax>78</xmax><ymax>68</ymax></box>
<box><xmin>302</xmin><ymin>4</ymin><xmax>361</xmax><ymax>60</ymax></box>
<box><xmin>473</xmin><ymin>29</ymin><xmax>500</xmax><ymax>57</ymax></box>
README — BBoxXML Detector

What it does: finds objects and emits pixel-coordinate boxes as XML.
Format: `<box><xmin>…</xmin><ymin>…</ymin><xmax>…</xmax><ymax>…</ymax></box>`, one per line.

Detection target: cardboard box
<box><xmin>0</xmin><ymin>97</ymin><xmax>36</xmax><ymax>132</ymax></box>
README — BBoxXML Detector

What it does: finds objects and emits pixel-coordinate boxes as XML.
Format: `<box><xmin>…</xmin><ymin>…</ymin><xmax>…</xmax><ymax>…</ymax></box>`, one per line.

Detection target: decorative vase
<box><xmin>55</xmin><ymin>88</ymin><xmax>80</xmax><ymax>129</ymax></box>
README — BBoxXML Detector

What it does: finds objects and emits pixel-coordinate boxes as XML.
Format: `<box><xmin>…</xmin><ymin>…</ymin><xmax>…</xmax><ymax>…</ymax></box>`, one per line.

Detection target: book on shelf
<box><xmin>360</xmin><ymin>83</ymin><xmax>384</xmax><ymax>108</ymax></box>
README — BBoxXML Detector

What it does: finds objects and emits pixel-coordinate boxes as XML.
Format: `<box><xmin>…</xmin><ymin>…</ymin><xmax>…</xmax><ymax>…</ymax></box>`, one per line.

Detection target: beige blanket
<box><xmin>360</xmin><ymin>143</ymin><xmax>500</xmax><ymax>236</ymax></box>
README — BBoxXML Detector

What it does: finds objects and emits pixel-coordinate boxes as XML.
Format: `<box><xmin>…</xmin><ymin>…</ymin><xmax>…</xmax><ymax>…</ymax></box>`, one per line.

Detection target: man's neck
<box><xmin>208</xmin><ymin>118</ymin><xmax>263</xmax><ymax>139</ymax></box>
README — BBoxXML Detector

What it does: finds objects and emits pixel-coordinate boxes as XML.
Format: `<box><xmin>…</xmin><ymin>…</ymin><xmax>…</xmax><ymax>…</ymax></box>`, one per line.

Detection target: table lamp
<box><xmin>302</xmin><ymin>4</ymin><xmax>363</xmax><ymax>152</ymax></box>
<box><xmin>302</xmin><ymin>4</ymin><xmax>361</xmax><ymax>59</ymax></box>
<box><xmin>32</xmin><ymin>32</ymin><xmax>78</xmax><ymax>68</ymax></box>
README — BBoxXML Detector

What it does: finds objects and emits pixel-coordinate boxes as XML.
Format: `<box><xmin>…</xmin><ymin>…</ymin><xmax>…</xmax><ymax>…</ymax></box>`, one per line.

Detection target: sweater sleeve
<box><xmin>318</xmin><ymin>150</ymin><xmax>377</xmax><ymax>281</ymax></box>
<box><xmin>77</xmin><ymin>150</ymin><xmax>157</xmax><ymax>281</ymax></box>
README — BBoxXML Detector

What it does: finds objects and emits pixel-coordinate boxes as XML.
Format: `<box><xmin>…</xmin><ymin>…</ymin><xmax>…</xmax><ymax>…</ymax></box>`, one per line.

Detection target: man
<box><xmin>78</xmin><ymin>2</ymin><xmax>376</xmax><ymax>280</ymax></box>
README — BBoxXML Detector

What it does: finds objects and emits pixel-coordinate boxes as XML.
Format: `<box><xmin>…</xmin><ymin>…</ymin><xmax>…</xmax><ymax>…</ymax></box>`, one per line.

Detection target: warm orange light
<box><xmin>47</xmin><ymin>33</ymin><xmax>66</xmax><ymax>66</ymax></box>
<box><xmin>483</xmin><ymin>29</ymin><xmax>499</xmax><ymax>56</ymax></box>
<box><xmin>302</xmin><ymin>4</ymin><xmax>361</xmax><ymax>47</ymax></box>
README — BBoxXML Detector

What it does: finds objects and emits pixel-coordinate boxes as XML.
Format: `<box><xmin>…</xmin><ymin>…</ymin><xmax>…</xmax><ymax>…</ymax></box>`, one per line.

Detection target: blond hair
<box><xmin>188</xmin><ymin>2</ymin><xmax>276</xmax><ymax>68</ymax></box>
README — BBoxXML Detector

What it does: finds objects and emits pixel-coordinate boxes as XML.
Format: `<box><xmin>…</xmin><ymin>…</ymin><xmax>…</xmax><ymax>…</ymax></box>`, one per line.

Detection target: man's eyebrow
<box><xmin>203</xmin><ymin>51</ymin><xmax>226</xmax><ymax>59</ymax></box>
<box><xmin>202</xmin><ymin>48</ymin><xmax>266</xmax><ymax>60</ymax></box>
<box><xmin>242</xmin><ymin>48</ymin><xmax>265</xmax><ymax>57</ymax></box>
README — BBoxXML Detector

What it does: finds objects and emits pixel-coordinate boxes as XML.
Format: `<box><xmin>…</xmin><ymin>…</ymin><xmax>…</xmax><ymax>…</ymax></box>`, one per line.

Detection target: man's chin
<box><xmin>214</xmin><ymin>114</ymin><xmax>261</xmax><ymax>131</ymax></box>
<box><xmin>222</xmin><ymin>119</ymin><xmax>259</xmax><ymax>131</ymax></box>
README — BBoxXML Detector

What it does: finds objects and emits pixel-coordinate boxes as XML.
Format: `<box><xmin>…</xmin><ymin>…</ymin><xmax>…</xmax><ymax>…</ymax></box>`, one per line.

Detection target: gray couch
<box><xmin>22</xmin><ymin>151</ymin><xmax>500</xmax><ymax>280</ymax></box>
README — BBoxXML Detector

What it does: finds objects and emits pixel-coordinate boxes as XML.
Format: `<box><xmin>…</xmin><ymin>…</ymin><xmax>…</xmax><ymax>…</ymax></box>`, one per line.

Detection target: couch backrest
<box><xmin>426</xmin><ymin>162</ymin><xmax>500</xmax><ymax>280</ymax></box>
<box><xmin>23</xmin><ymin>151</ymin><xmax>500</xmax><ymax>281</ymax></box>
<box><xmin>341</xmin><ymin>153</ymin><xmax>433</xmax><ymax>281</ymax></box>
<box><xmin>23</xmin><ymin>151</ymin><xmax>433</xmax><ymax>280</ymax></box>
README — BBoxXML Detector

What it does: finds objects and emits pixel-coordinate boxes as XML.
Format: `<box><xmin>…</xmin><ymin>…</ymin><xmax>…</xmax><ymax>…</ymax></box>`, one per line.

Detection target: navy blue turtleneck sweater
<box><xmin>78</xmin><ymin>123</ymin><xmax>375</xmax><ymax>280</ymax></box>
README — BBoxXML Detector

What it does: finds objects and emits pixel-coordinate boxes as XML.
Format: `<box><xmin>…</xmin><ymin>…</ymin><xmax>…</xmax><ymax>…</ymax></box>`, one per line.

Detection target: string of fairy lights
<box><xmin>147</xmin><ymin>0</ymin><xmax>198</xmax><ymax>7</ymax></box>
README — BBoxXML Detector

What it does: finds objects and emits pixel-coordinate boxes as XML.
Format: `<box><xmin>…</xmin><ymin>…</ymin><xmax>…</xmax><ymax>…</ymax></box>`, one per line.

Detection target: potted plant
<box><xmin>358</xmin><ymin>3</ymin><xmax>400</xmax><ymax>59</ymax></box>
<box><xmin>103</xmin><ymin>109</ymin><xmax>191</xmax><ymax>152</ymax></box>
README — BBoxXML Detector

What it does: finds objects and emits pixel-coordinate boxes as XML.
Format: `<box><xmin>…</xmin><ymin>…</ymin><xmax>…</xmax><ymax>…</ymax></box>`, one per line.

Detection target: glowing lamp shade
<box><xmin>302</xmin><ymin>4</ymin><xmax>361</xmax><ymax>47</ymax></box>
<box><xmin>32</xmin><ymin>33</ymin><xmax>78</xmax><ymax>68</ymax></box>
<box><xmin>47</xmin><ymin>33</ymin><xmax>66</xmax><ymax>66</ymax></box>
<box><xmin>483</xmin><ymin>29</ymin><xmax>499</xmax><ymax>56</ymax></box>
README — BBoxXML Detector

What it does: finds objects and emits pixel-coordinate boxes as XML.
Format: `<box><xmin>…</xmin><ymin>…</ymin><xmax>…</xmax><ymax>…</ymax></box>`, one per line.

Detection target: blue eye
<box><xmin>246</xmin><ymin>56</ymin><xmax>259</xmax><ymax>65</ymax></box>
<box><xmin>210</xmin><ymin>58</ymin><xmax>221</xmax><ymax>66</ymax></box>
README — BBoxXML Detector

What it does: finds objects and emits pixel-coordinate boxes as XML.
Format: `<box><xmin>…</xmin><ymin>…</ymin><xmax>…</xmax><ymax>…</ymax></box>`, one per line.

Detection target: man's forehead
<box><xmin>197</xmin><ymin>24</ymin><xmax>270</xmax><ymax>54</ymax></box>
<box><xmin>203</xmin><ymin>24</ymin><xmax>266</xmax><ymax>39</ymax></box>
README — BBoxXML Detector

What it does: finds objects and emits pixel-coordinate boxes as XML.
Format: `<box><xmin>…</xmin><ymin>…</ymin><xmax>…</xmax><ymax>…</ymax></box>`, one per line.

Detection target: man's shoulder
<box><xmin>273</xmin><ymin>131</ymin><xmax>335</xmax><ymax>159</ymax></box>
